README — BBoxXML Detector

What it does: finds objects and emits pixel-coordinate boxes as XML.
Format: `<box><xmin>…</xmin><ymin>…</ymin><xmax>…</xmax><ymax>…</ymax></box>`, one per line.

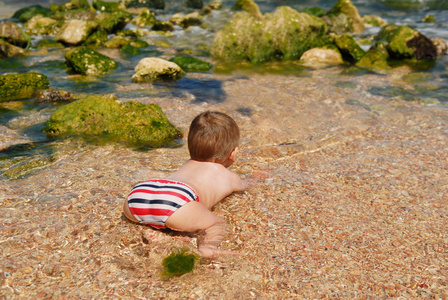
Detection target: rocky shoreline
<box><xmin>1</xmin><ymin>69</ymin><xmax>447</xmax><ymax>298</ymax></box>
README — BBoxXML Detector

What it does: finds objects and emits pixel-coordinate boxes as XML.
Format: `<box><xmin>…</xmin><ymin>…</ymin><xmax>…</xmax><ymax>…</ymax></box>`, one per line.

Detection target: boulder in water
<box><xmin>132</xmin><ymin>57</ymin><xmax>184</xmax><ymax>82</ymax></box>
<box><xmin>0</xmin><ymin>73</ymin><xmax>50</xmax><ymax>102</ymax></box>
<box><xmin>322</xmin><ymin>0</ymin><xmax>365</xmax><ymax>34</ymax></box>
<box><xmin>64</xmin><ymin>46</ymin><xmax>117</xmax><ymax>75</ymax></box>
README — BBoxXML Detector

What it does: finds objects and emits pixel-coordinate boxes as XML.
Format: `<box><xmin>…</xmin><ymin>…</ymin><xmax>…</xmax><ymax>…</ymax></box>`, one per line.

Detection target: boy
<box><xmin>123</xmin><ymin>111</ymin><xmax>247</xmax><ymax>258</ymax></box>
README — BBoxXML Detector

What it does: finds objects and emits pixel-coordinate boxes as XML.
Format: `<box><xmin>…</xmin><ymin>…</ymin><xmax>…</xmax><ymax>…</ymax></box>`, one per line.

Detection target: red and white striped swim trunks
<box><xmin>127</xmin><ymin>179</ymin><xmax>199</xmax><ymax>229</ymax></box>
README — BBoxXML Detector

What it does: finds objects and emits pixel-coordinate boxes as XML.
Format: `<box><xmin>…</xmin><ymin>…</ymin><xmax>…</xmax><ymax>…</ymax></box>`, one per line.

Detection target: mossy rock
<box><xmin>44</xmin><ymin>95</ymin><xmax>182</xmax><ymax>147</ymax></box>
<box><xmin>84</xmin><ymin>30</ymin><xmax>108</xmax><ymax>47</ymax></box>
<box><xmin>302</xmin><ymin>7</ymin><xmax>327</xmax><ymax>17</ymax></box>
<box><xmin>24</xmin><ymin>15</ymin><xmax>59</xmax><ymax>36</ymax></box>
<box><xmin>186</xmin><ymin>0</ymin><xmax>203</xmax><ymax>9</ymax></box>
<box><xmin>152</xmin><ymin>21</ymin><xmax>174</xmax><ymax>32</ymax></box>
<box><xmin>169</xmin><ymin>55</ymin><xmax>212</xmax><ymax>72</ymax></box>
<box><xmin>0</xmin><ymin>39</ymin><xmax>26</xmax><ymax>58</ymax></box>
<box><xmin>12</xmin><ymin>5</ymin><xmax>53</xmax><ymax>22</ymax></box>
<box><xmin>362</xmin><ymin>15</ymin><xmax>388</xmax><ymax>27</ymax></box>
<box><xmin>2</xmin><ymin>155</ymin><xmax>54</xmax><ymax>179</ymax></box>
<box><xmin>377</xmin><ymin>24</ymin><xmax>437</xmax><ymax>60</ymax></box>
<box><xmin>0</xmin><ymin>73</ymin><xmax>50</xmax><ymax>102</ymax></box>
<box><xmin>232</xmin><ymin>0</ymin><xmax>262</xmax><ymax>19</ymax></box>
<box><xmin>131</xmin><ymin>8</ymin><xmax>156</xmax><ymax>28</ymax></box>
<box><xmin>334</xmin><ymin>34</ymin><xmax>366</xmax><ymax>63</ymax></box>
<box><xmin>421</xmin><ymin>15</ymin><xmax>435</xmax><ymax>23</ymax></box>
<box><xmin>64</xmin><ymin>46</ymin><xmax>117</xmax><ymax>75</ymax></box>
<box><xmin>104</xmin><ymin>36</ymin><xmax>131</xmax><ymax>48</ymax></box>
<box><xmin>324</xmin><ymin>0</ymin><xmax>365</xmax><ymax>34</ymax></box>
<box><xmin>213</xmin><ymin>7</ymin><xmax>328</xmax><ymax>63</ymax></box>
<box><xmin>95</xmin><ymin>11</ymin><xmax>133</xmax><ymax>34</ymax></box>
<box><xmin>356</xmin><ymin>42</ymin><xmax>390</xmax><ymax>73</ymax></box>
<box><xmin>92</xmin><ymin>0</ymin><xmax>126</xmax><ymax>12</ymax></box>
<box><xmin>0</xmin><ymin>21</ymin><xmax>31</xmax><ymax>49</ymax></box>
<box><xmin>125</xmin><ymin>0</ymin><xmax>165</xmax><ymax>9</ymax></box>
<box><xmin>51</xmin><ymin>0</ymin><xmax>92</xmax><ymax>12</ymax></box>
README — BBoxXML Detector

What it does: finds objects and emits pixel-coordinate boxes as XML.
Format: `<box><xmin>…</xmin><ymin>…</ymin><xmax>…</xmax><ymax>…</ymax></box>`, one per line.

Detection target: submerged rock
<box><xmin>169</xmin><ymin>55</ymin><xmax>212</xmax><ymax>72</ymax></box>
<box><xmin>323</xmin><ymin>0</ymin><xmax>365</xmax><ymax>34</ymax></box>
<box><xmin>212</xmin><ymin>6</ymin><xmax>328</xmax><ymax>63</ymax></box>
<box><xmin>0</xmin><ymin>21</ymin><xmax>31</xmax><ymax>49</ymax></box>
<box><xmin>377</xmin><ymin>25</ymin><xmax>437</xmax><ymax>60</ymax></box>
<box><xmin>0</xmin><ymin>73</ymin><xmax>50</xmax><ymax>101</ymax></box>
<box><xmin>132</xmin><ymin>57</ymin><xmax>184</xmax><ymax>82</ymax></box>
<box><xmin>64</xmin><ymin>47</ymin><xmax>117</xmax><ymax>76</ymax></box>
<box><xmin>43</xmin><ymin>95</ymin><xmax>182</xmax><ymax>147</ymax></box>
<box><xmin>34</xmin><ymin>89</ymin><xmax>78</xmax><ymax>103</ymax></box>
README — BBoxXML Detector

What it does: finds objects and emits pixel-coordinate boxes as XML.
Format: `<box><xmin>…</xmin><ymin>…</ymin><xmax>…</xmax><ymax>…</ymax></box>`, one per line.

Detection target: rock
<box><xmin>104</xmin><ymin>36</ymin><xmax>131</xmax><ymax>48</ymax></box>
<box><xmin>0</xmin><ymin>21</ymin><xmax>31</xmax><ymax>49</ymax></box>
<box><xmin>300</xmin><ymin>46</ymin><xmax>344</xmax><ymax>65</ymax></box>
<box><xmin>362</xmin><ymin>15</ymin><xmax>388</xmax><ymax>27</ymax></box>
<box><xmin>64</xmin><ymin>47</ymin><xmax>117</xmax><ymax>76</ymax></box>
<box><xmin>50</xmin><ymin>0</ymin><xmax>91</xmax><ymax>12</ymax></box>
<box><xmin>334</xmin><ymin>34</ymin><xmax>366</xmax><ymax>62</ymax></box>
<box><xmin>83</xmin><ymin>30</ymin><xmax>108</xmax><ymax>48</ymax></box>
<box><xmin>0</xmin><ymin>39</ymin><xmax>25</xmax><ymax>58</ymax></box>
<box><xmin>431</xmin><ymin>37</ymin><xmax>447</xmax><ymax>57</ymax></box>
<box><xmin>12</xmin><ymin>5</ymin><xmax>53</xmax><ymax>22</ymax></box>
<box><xmin>43</xmin><ymin>95</ymin><xmax>182</xmax><ymax>147</ymax></box>
<box><xmin>0</xmin><ymin>73</ymin><xmax>50</xmax><ymax>102</ymax></box>
<box><xmin>212</xmin><ymin>6</ymin><xmax>328</xmax><ymax>63</ymax></box>
<box><xmin>132</xmin><ymin>57</ymin><xmax>184</xmax><ymax>82</ymax></box>
<box><xmin>125</xmin><ymin>0</ymin><xmax>165</xmax><ymax>10</ymax></box>
<box><xmin>302</xmin><ymin>7</ymin><xmax>327</xmax><ymax>17</ymax></box>
<box><xmin>152</xmin><ymin>21</ymin><xmax>174</xmax><ymax>32</ymax></box>
<box><xmin>95</xmin><ymin>11</ymin><xmax>133</xmax><ymax>34</ymax></box>
<box><xmin>356</xmin><ymin>42</ymin><xmax>390</xmax><ymax>73</ymax></box>
<box><xmin>131</xmin><ymin>8</ymin><xmax>156</xmax><ymax>28</ymax></box>
<box><xmin>34</xmin><ymin>89</ymin><xmax>78</xmax><ymax>103</ymax></box>
<box><xmin>179</xmin><ymin>12</ymin><xmax>203</xmax><ymax>28</ymax></box>
<box><xmin>24</xmin><ymin>15</ymin><xmax>59</xmax><ymax>36</ymax></box>
<box><xmin>169</xmin><ymin>55</ymin><xmax>212</xmax><ymax>72</ymax></box>
<box><xmin>92</xmin><ymin>0</ymin><xmax>126</xmax><ymax>12</ymax></box>
<box><xmin>421</xmin><ymin>15</ymin><xmax>435</xmax><ymax>23</ymax></box>
<box><xmin>233</xmin><ymin>0</ymin><xmax>263</xmax><ymax>19</ymax></box>
<box><xmin>186</xmin><ymin>0</ymin><xmax>203</xmax><ymax>9</ymax></box>
<box><xmin>377</xmin><ymin>24</ymin><xmax>437</xmax><ymax>60</ymax></box>
<box><xmin>207</xmin><ymin>0</ymin><xmax>222</xmax><ymax>10</ymax></box>
<box><xmin>323</xmin><ymin>0</ymin><xmax>365</xmax><ymax>34</ymax></box>
<box><xmin>55</xmin><ymin>20</ymin><xmax>98</xmax><ymax>45</ymax></box>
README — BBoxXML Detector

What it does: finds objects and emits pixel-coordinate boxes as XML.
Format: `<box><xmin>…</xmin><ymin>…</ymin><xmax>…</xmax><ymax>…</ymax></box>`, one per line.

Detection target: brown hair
<box><xmin>188</xmin><ymin>111</ymin><xmax>240</xmax><ymax>163</ymax></box>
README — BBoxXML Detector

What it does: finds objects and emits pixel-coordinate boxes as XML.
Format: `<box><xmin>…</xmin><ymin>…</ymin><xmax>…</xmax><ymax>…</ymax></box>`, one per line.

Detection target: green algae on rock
<box><xmin>1</xmin><ymin>155</ymin><xmax>55</xmax><ymax>180</ymax></box>
<box><xmin>95</xmin><ymin>11</ymin><xmax>133</xmax><ymax>34</ymax></box>
<box><xmin>377</xmin><ymin>25</ymin><xmax>438</xmax><ymax>60</ymax></box>
<box><xmin>355</xmin><ymin>42</ymin><xmax>390</xmax><ymax>73</ymax></box>
<box><xmin>12</xmin><ymin>5</ymin><xmax>53</xmax><ymax>22</ymax></box>
<box><xmin>0</xmin><ymin>39</ymin><xmax>25</xmax><ymax>58</ymax></box>
<box><xmin>161</xmin><ymin>248</ymin><xmax>198</xmax><ymax>278</ymax></box>
<box><xmin>169</xmin><ymin>55</ymin><xmax>212</xmax><ymax>72</ymax></box>
<box><xmin>131</xmin><ymin>8</ymin><xmax>156</xmax><ymax>28</ymax></box>
<box><xmin>50</xmin><ymin>0</ymin><xmax>92</xmax><ymax>13</ymax></box>
<box><xmin>24</xmin><ymin>15</ymin><xmax>59</xmax><ymax>36</ymax></box>
<box><xmin>212</xmin><ymin>6</ymin><xmax>328</xmax><ymax>63</ymax></box>
<box><xmin>92</xmin><ymin>0</ymin><xmax>126</xmax><ymax>12</ymax></box>
<box><xmin>0</xmin><ymin>73</ymin><xmax>50</xmax><ymax>102</ymax></box>
<box><xmin>334</xmin><ymin>34</ymin><xmax>366</xmax><ymax>63</ymax></box>
<box><xmin>44</xmin><ymin>95</ymin><xmax>182</xmax><ymax>147</ymax></box>
<box><xmin>64</xmin><ymin>46</ymin><xmax>117</xmax><ymax>76</ymax></box>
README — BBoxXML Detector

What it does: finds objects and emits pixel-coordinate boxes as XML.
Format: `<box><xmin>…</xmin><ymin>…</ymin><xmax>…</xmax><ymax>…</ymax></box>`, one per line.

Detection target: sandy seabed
<box><xmin>0</xmin><ymin>68</ymin><xmax>447</xmax><ymax>299</ymax></box>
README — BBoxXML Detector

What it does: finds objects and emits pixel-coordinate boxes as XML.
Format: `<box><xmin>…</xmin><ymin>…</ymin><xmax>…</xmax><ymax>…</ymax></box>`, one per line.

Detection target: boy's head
<box><xmin>188</xmin><ymin>111</ymin><xmax>240</xmax><ymax>165</ymax></box>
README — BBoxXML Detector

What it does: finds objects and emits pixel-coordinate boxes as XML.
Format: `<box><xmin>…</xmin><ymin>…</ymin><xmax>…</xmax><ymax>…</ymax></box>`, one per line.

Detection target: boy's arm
<box><xmin>165</xmin><ymin>201</ymin><xmax>237</xmax><ymax>258</ymax></box>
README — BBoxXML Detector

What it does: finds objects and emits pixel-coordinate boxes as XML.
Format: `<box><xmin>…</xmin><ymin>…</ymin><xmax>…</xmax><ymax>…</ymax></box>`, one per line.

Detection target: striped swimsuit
<box><xmin>127</xmin><ymin>179</ymin><xmax>199</xmax><ymax>229</ymax></box>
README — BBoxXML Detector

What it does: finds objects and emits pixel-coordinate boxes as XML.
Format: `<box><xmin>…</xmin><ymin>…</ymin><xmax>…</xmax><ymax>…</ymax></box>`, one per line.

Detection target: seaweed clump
<box><xmin>161</xmin><ymin>248</ymin><xmax>198</xmax><ymax>278</ymax></box>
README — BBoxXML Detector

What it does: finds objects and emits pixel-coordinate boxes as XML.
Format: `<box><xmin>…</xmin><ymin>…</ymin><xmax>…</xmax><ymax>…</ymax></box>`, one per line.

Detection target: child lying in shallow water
<box><xmin>123</xmin><ymin>111</ymin><xmax>249</xmax><ymax>258</ymax></box>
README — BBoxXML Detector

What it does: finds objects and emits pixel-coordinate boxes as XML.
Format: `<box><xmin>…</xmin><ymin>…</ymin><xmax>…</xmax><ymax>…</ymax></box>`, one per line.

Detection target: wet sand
<box><xmin>1</xmin><ymin>68</ymin><xmax>447</xmax><ymax>298</ymax></box>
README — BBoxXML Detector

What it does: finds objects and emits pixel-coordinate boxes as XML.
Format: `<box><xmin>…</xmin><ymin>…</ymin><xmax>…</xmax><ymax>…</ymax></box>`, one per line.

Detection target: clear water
<box><xmin>0</xmin><ymin>0</ymin><xmax>447</xmax><ymax>179</ymax></box>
